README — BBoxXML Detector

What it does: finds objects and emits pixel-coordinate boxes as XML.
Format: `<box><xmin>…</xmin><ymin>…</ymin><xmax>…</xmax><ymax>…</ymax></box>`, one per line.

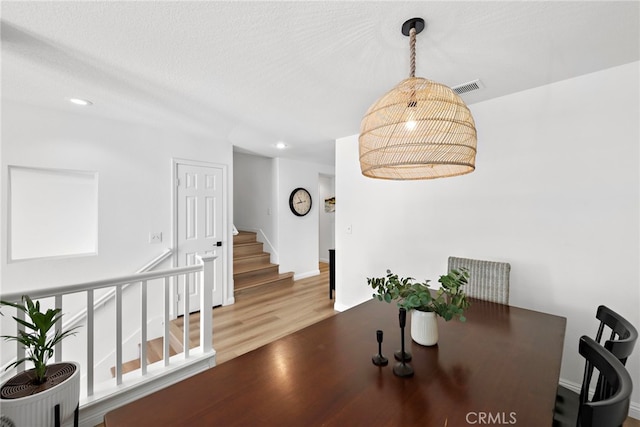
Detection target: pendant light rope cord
<box><xmin>409</xmin><ymin>27</ymin><xmax>416</xmax><ymax>78</ymax></box>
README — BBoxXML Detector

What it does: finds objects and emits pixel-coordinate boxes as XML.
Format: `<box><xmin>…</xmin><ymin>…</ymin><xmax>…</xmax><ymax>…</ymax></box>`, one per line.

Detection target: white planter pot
<box><xmin>0</xmin><ymin>362</ymin><xmax>80</xmax><ymax>427</ymax></box>
<box><xmin>411</xmin><ymin>310</ymin><xmax>439</xmax><ymax>346</ymax></box>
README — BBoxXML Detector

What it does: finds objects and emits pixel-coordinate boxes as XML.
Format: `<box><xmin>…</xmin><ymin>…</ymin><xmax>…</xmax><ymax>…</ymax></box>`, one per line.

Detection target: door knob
<box><xmin>215</xmin><ymin>241</ymin><xmax>222</xmax><ymax>247</ymax></box>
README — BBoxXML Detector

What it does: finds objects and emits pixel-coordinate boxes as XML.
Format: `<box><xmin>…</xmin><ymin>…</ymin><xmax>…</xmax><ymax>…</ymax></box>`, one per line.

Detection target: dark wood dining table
<box><xmin>104</xmin><ymin>298</ymin><xmax>566</xmax><ymax>426</ymax></box>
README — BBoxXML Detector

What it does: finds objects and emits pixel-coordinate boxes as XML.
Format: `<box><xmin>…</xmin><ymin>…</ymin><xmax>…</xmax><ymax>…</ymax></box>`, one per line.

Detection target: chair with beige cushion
<box><xmin>447</xmin><ymin>256</ymin><xmax>511</xmax><ymax>304</ymax></box>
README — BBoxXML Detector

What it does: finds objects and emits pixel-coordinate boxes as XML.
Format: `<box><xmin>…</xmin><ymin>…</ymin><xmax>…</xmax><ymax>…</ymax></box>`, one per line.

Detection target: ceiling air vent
<box><xmin>452</xmin><ymin>79</ymin><xmax>484</xmax><ymax>95</ymax></box>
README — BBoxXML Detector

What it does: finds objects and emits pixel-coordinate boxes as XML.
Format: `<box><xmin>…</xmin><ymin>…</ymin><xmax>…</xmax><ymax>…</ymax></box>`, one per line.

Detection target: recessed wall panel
<box><xmin>9</xmin><ymin>166</ymin><xmax>98</xmax><ymax>261</ymax></box>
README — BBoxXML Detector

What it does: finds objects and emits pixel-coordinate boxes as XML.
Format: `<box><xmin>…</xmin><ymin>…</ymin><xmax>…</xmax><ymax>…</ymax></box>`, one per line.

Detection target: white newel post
<box><xmin>198</xmin><ymin>254</ymin><xmax>217</xmax><ymax>354</ymax></box>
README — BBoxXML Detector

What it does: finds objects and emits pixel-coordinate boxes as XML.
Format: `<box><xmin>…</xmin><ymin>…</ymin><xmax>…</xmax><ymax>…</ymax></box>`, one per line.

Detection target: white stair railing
<box><xmin>61</xmin><ymin>248</ymin><xmax>173</xmax><ymax>335</ymax></box>
<box><xmin>0</xmin><ymin>254</ymin><xmax>216</xmax><ymax>405</ymax></box>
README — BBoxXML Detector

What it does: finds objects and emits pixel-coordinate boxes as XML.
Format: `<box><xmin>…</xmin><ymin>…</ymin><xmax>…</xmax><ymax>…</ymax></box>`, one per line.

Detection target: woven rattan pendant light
<box><xmin>359</xmin><ymin>18</ymin><xmax>477</xmax><ymax>180</ymax></box>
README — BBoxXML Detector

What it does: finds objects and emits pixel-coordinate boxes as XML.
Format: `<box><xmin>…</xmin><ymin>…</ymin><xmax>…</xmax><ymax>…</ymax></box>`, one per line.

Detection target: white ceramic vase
<box><xmin>0</xmin><ymin>362</ymin><xmax>80</xmax><ymax>427</ymax></box>
<box><xmin>411</xmin><ymin>310</ymin><xmax>439</xmax><ymax>346</ymax></box>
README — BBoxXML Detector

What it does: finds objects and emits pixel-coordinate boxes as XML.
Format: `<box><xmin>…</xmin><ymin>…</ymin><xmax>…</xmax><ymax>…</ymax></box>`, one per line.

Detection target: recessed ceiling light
<box><xmin>276</xmin><ymin>142</ymin><xmax>287</xmax><ymax>149</ymax></box>
<box><xmin>68</xmin><ymin>98</ymin><xmax>93</xmax><ymax>106</ymax></box>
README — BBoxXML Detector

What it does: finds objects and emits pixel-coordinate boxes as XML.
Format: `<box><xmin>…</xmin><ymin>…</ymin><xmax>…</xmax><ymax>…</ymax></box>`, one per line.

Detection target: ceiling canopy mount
<box><xmin>401</xmin><ymin>17</ymin><xmax>425</xmax><ymax>36</ymax></box>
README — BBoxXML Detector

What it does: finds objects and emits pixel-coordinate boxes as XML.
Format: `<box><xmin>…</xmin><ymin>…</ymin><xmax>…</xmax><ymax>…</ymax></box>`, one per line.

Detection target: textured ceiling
<box><xmin>2</xmin><ymin>1</ymin><xmax>639</xmax><ymax>165</ymax></box>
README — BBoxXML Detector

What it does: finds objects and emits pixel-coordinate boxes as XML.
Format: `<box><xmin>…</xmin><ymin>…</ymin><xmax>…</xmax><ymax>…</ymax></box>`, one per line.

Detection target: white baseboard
<box><xmin>319</xmin><ymin>257</ymin><xmax>329</xmax><ymax>263</ymax></box>
<box><xmin>631</xmin><ymin>402</ymin><xmax>640</xmax><ymax>421</ymax></box>
<box><xmin>558</xmin><ymin>377</ymin><xmax>581</xmax><ymax>393</ymax></box>
<box><xmin>559</xmin><ymin>377</ymin><xmax>639</xmax><ymax>420</ymax></box>
<box><xmin>294</xmin><ymin>269</ymin><xmax>320</xmax><ymax>281</ymax></box>
<box><xmin>332</xmin><ymin>302</ymin><xmax>350</xmax><ymax>312</ymax></box>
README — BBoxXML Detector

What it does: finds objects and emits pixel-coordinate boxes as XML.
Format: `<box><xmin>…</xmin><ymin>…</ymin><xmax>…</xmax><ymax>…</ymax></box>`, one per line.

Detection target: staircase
<box><xmin>111</xmin><ymin>322</ymin><xmax>184</xmax><ymax>377</ymax></box>
<box><xmin>114</xmin><ymin>232</ymin><xmax>293</xmax><ymax>376</ymax></box>
<box><xmin>233</xmin><ymin>230</ymin><xmax>294</xmax><ymax>293</ymax></box>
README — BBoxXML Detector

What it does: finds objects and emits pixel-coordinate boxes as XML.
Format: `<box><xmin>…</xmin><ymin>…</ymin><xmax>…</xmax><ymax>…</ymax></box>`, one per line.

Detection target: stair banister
<box><xmin>199</xmin><ymin>254</ymin><xmax>216</xmax><ymax>353</ymax></box>
<box><xmin>61</xmin><ymin>248</ymin><xmax>173</xmax><ymax>333</ymax></box>
<box><xmin>1</xmin><ymin>254</ymin><xmax>217</xmax><ymax>425</ymax></box>
<box><xmin>140</xmin><ymin>280</ymin><xmax>148</xmax><ymax>377</ymax></box>
<box><xmin>115</xmin><ymin>284</ymin><xmax>123</xmax><ymax>385</ymax></box>
<box><xmin>163</xmin><ymin>276</ymin><xmax>171</xmax><ymax>367</ymax></box>
<box><xmin>0</xmin><ymin>264</ymin><xmax>199</xmax><ymax>303</ymax></box>
<box><xmin>137</xmin><ymin>248</ymin><xmax>173</xmax><ymax>273</ymax></box>
<box><xmin>183</xmin><ymin>274</ymin><xmax>190</xmax><ymax>358</ymax></box>
<box><xmin>87</xmin><ymin>289</ymin><xmax>95</xmax><ymax>397</ymax></box>
<box><xmin>0</xmin><ymin>258</ymin><xmax>214</xmax><ymax>380</ymax></box>
<box><xmin>1</xmin><ymin>263</ymin><xmax>202</xmax><ymax>377</ymax></box>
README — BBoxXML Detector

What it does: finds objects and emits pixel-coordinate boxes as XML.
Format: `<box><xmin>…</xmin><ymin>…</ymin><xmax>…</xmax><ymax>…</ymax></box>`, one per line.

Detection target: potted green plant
<box><xmin>367</xmin><ymin>268</ymin><xmax>470</xmax><ymax>346</ymax></box>
<box><xmin>0</xmin><ymin>295</ymin><xmax>80</xmax><ymax>426</ymax></box>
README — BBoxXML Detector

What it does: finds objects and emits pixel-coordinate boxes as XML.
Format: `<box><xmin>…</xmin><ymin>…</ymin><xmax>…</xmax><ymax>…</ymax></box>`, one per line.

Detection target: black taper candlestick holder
<box><xmin>394</xmin><ymin>307</ymin><xmax>412</xmax><ymax>362</ymax></box>
<box><xmin>372</xmin><ymin>329</ymin><xmax>388</xmax><ymax>366</ymax></box>
<box><xmin>393</xmin><ymin>308</ymin><xmax>414</xmax><ymax>377</ymax></box>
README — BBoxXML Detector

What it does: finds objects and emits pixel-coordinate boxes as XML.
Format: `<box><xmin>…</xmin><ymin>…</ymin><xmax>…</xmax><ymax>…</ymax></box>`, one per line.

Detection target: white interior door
<box><xmin>176</xmin><ymin>162</ymin><xmax>224</xmax><ymax>315</ymax></box>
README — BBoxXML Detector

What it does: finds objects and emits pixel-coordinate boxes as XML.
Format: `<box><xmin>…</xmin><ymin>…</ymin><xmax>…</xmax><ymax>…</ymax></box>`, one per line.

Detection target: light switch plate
<box><xmin>149</xmin><ymin>232</ymin><xmax>162</xmax><ymax>244</ymax></box>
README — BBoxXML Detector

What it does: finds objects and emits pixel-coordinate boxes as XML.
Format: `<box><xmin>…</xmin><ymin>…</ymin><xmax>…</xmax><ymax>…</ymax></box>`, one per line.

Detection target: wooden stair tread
<box><xmin>112</xmin><ymin>331</ymin><xmax>183</xmax><ymax>377</ymax></box>
<box><xmin>233</xmin><ymin>241</ymin><xmax>262</xmax><ymax>247</ymax></box>
<box><xmin>234</xmin><ymin>243</ymin><xmax>265</xmax><ymax>257</ymax></box>
<box><xmin>169</xmin><ymin>321</ymin><xmax>185</xmax><ymax>347</ymax></box>
<box><xmin>234</xmin><ymin>272</ymin><xmax>294</xmax><ymax>290</ymax></box>
<box><xmin>110</xmin><ymin>359</ymin><xmax>141</xmax><ymax>377</ymax></box>
<box><xmin>233</xmin><ymin>251</ymin><xmax>271</xmax><ymax>262</ymax></box>
<box><xmin>233</xmin><ymin>230</ymin><xmax>291</xmax><ymax>294</ymax></box>
<box><xmin>233</xmin><ymin>231</ymin><xmax>257</xmax><ymax>244</ymax></box>
<box><xmin>234</xmin><ymin>262</ymin><xmax>278</xmax><ymax>275</ymax></box>
<box><xmin>233</xmin><ymin>252</ymin><xmax>270</xmax><ymax>262</ymax></box>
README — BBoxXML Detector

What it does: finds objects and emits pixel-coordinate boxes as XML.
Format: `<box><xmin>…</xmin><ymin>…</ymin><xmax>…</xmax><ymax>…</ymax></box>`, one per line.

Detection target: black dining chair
<box><xmin>556</xmin><ymin>305</ymin><xmax>638</xmax><ymax>414</ymax></box>
<box><xmin>553</xmin><ymin>335</ymin><xmax>632</xmax><ymax>427</ymax></box>
<box><xmin>591</xmin><ymin>305</ymin><xmax>638</xmax><ymax>400</ymax></box>
<box><xmin>593</xmin><ymin>305</ymin><xmax>638</xmax><ymax>366</ymax></box>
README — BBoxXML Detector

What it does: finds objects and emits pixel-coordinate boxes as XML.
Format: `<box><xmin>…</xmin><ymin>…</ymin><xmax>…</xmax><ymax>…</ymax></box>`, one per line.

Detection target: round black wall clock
<box><xmin>289</xmin><ymin>187</ymin><xmax>312</xmax><ymax>217</ymax></box>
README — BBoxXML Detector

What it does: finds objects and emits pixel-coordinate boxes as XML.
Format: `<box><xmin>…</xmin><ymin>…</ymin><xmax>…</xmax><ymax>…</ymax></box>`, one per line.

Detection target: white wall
<box><xmin>233</xmin><ymin>152</ymin><xmax>278</xmax><ymax>259</ymax></box>
<box><xmin>2</xmin><ymin>101</ymin><xmax>233</xmax><ymax>290</ymax></box>
<box><xmin>233</xmin><ymin>153</ymin><xmax>335</xmax><ymax>279</ymax></box>
<box><xmin>275</xmin><ymin>158</ymin><xmax>334</xmax><ymax>279</ymax></box>
<box><xmin>1</xmin><ymin>100</ymin><xmax>233</xmax><ymax>375</ymax></box>
<box><xmin>335</xmin><ymin>62</ymin><xmax>639</xmax><ymax>411</ymax></box>
<box><xmin>318</xmin><ymin>174</ymin><xmax>335</xmax><ymax>263</ymax></box>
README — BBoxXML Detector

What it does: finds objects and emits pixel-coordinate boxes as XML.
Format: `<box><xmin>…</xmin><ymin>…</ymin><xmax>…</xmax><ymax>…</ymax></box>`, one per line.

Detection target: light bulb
<box><xmin>69</xmin><ymin>98</ymin><xmax>93</xmax><ymax>106</ymax></box>
<box><xmin>405</xmin><ymin>120</ymin><xmax>417</xmax><ymax>130</ymax></box>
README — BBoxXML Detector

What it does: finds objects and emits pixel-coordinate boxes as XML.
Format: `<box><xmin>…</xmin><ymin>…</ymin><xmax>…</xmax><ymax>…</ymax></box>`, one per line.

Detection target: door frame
<box><xmin>171</xmin><ymin>158</ymin><xmax>230</xmax><ymax>318</ymax></box>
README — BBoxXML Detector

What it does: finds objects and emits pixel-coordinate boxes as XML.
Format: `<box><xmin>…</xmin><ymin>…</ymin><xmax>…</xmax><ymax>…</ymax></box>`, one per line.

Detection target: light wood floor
<box><xmin>97</xmin><ymin>263</ymin><xmax>335</xmax><ymax>426</ymax></box>
<box><xmin>627</xmin><ymin>418</ymin><xmax>640</xmax><ymax>427</ymax></box>
<box><xmin>98</xmin><ymin>263</ymin><xmax>640</xmax><ymax>426</ymax></box>
<box><xmin>176</xmin><ymin>261</ymin><xmax>337</xmax><ymax>365</ymax></box>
